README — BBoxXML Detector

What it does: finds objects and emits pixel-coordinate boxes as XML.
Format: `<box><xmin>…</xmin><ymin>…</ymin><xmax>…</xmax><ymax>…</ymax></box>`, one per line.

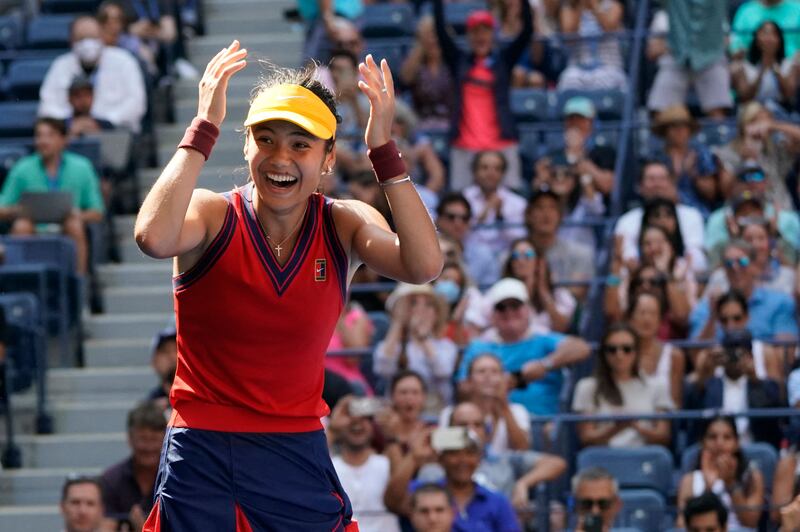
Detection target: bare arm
<box><xmin>515</xmin><ymin>453</ymin><xmax>567</xmax><ymax>489</ymax></box>
<box><xmin>730</xmin><ymin>470</ymin><xmax>764</xmax><ymax>528</ymax></box>
<box><xmin>500</xmin><ymin>403</ymin><xmax>530</xmax><ymax>450</ymax></box>
<box><xmin>669</xmin><ymin>347</ymin><xmax>685</xmax><ymax>407</ymax></box>
<box><xmin>399</xmin><ymin>44</ymin><xmax>425</xmax><ymax>87</ymax></box>
<box><xmin>591</xmin><ymin>0</ymin><xmax>623</xmax><ymax>32</ymax></box>
<box><xmin>559</xmin><ymin>4</ymin><xmax>580</xmax><ymax>33</ymax></box>
<box><xmin>773</xmin><ymin>455</ymin><xmax>797</xmax><ymax>523</ymax></box>
<box><xmin>632</xmin><ymin>418</ymin><xmax>671</xmax><ymax>446</ymax></box>
<box><xmin>676</xmin><ymin>473</ymin><xmax>693</xmax><ymax>528</ymax></box>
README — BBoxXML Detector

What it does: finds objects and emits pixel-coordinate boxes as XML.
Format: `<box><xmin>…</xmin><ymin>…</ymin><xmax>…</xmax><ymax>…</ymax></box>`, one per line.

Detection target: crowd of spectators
<box><xmin>21</xmin><ymin>0</ymin><xmax>800</xmax><ymax>530</ymax></box>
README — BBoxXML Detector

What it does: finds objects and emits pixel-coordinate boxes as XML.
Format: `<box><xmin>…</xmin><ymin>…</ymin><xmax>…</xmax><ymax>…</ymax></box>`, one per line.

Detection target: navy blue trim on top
<box><xmin>321</xmin><ymin>197</ymin><xmax>348</xmax><ymax>301</ymax></box>
<box><xmin>241</xmin><ymin>185</ymin><xmax>317</xmax><ymax>296</ymax></box>
<box><xmin>173</xmin><ymin>200</ymin><xmax>237</xmax><ymax>293</ymax></box>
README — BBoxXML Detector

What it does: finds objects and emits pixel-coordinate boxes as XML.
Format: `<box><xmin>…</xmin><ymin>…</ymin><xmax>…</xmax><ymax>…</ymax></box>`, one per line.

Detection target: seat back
<box><xmin>0</xmin><ymin>144</ymin><xmax>29</xmax><ymax>182</ymax></box>
<box><xmin>0</xmin><ymin>15</ymin><xmax>23</xmax><ymax>50</ymax></box>
<box><xmin>26</xmin><ymin>15</ymin><xmax>75</xmax><ymax>49</ymax></box>
<box><xmin>510</xmin><ymin>88</ymin><xmax>552</xmax><ymax>123</ymax></box>
<box><xmin>557</xmin><ymin>89</ymin><xmax>627</xmax><ymax>121</ymax></box>
<box><xmin>40</xmin><ymin>0</ymin><xmax>101</xmax><ymax>14</ymax></box>
<box><xmin>616</xmin><ymin>489</ymin><xmax>665</xmax><ymax>531</ymax></box>
<box><xmin>360</xmin><ymin>3</ymin><xmax>415</xmax><ymax>38</ymax></box>
<box><xmin>577</xmin><ymin>445</ymin><xmax>674</xmax><ymax>497</ymax></box>
<box><xmin>4</xmin><ymin>58</ymin><xmax>53</xmax><ymax>100</ymax></box>
<box><xmin>0</xmin><ymin>101</ymin><xmax>39</xmax><ymax>138</ymax></box>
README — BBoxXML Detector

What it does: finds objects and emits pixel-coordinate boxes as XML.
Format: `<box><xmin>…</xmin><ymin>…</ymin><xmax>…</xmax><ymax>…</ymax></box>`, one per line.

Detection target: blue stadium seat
<box><xmin>360</xmin><ymin>3</ymin><xmax>415</xmax><ymax>39</ymax></box>
<box><xmin>3</xmin><ymin>58</ymin><xmax>53</xmax><ymax>100</ymax></box>
<box><xmin>680</xmin><ymin>442</ymin><xmax>778</xmax><ymax>490</ymax></box>
<box><xmin>557</xmin><ymin>89</ymin><xmax>627</xmax><ymax>121</ymax></box>
<box><xmin>0</xmin><ymin>15</ymin><xmax>23</xmax><ymax>50</ymax></box>
<box><xmin>418</xmin><ymin>127</ymin><xmax>450</xmax><ymax>164</ymax></box>
<box><xmin>593</xmin><ymin>128</ymin><xmax>620</xmax><ymax>149</ymax></box>
<box><xmin>367</xmin><ymin>311</ymin><xmax>390</xmax><ymax>346</ymax></box>
<box><xmin>364</xmin><ymin>37</ymin><xmax>411</xmax><ymax>73</ymax></box>
<box><xmin>518</xmin><ymin>127</ymin><xmax>544</xmax><ymax>164</ymax></box>
<box><xmin>616</xmin><ymin>489</ymin><xmax>666</xmax><ymax>531</ymax></box>
<box><xmin>26</xmin><ymin>15</ymin><xmax>75</xmax><ymax>49</ymax></box>
<box><xmin>695</xmin><ymin>122</ymin><xmax>736</xmax><ymax>147</ymax></box>
<box><xmin>510</xmin><ymin>88</ymin><xmax>552</xmax><ymax>123</ymax></box>
<box><xmin>67</xmin><ymin>136</ymin><xmax>102</xmax><ymax>172</ymax></box>
<box><xmin>40</xmin><ymin>0</ymin><xmax>100</xmax><ymax>14</ymax></box>
<box><xmin>444</xmin><ymin>2</ymin><xmax>485</xmax><ymax>35</ymax></box>
<box><xmin>0</xmin><ymin>293</ymin><xmax>43</xmax><ymax>392</ymax></box>
<box><xmin>0</xmin><ymin>144</ymin><xmax>29</xmax><ymax>182</ymax></box>
<box><xmin>577</xmin><ymin>445</ymin><xmax>674</xmax><ymax>497</ymax></box>
<box><xmin>0</xmin><ymin>101</ymin><xmax>38</xmax><ymax>138</ymax></box>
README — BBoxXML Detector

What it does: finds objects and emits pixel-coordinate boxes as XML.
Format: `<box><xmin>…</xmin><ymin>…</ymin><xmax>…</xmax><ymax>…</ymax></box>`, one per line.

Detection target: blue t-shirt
<box><xmin>409</xmin><ymin>480</ymin><xmax>520</xmax><ymax>532</ymax></box>
<box><xmin>690</xmin><ymin>286</ymin><xmax>798</xmax><ymax>340</ymax></box>
<box><xmin>457</xmin><ymin>333</ymin><xmax>565</xmax><ymax>415</ymax></box>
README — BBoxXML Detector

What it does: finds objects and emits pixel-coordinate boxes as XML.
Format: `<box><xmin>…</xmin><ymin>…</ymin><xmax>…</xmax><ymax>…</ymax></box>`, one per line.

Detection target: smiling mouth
<box><xmin>265</xmin><ymin>172</ymin><xmax>299</xmax><ymax>189</ymax></box>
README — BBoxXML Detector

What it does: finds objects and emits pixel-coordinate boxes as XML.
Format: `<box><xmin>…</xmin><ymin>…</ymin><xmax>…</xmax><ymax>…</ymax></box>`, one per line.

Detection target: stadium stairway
<box><xmin>0</xmin><ymin>0</ymin><xmax>302</xmax><ymax>528</ymax></box>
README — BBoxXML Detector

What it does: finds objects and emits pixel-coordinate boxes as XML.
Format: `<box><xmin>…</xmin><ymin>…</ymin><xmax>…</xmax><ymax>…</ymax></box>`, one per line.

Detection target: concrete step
<box><xmin>47</xmin><ymin>367</ymin><xmax>153</xmax><ymax>400</ymax></box>
<box><xmin>206</xmin><ymin>0</ymin><xmax>294</xmax><ymax>16</ymax></box>
<box><xmin>174</xmin><ymin>75</ymin><xmax>258</xmax><ymax>101</ymax></box>
<box><xmin>175</xmin><ymin>97</ymin><xmax>250</xmax><ymax>127</ymax></box>
<box><xmin>97</xmin><ymin>262</ymin><xmax>172</xmax><ymax>288</ymax></box>
<box><xmin>85</xmin><ymin>313</ymin><xmax>174</xmax><ymax>340</ymax></box>
<box><xmin>118</xmin><ymin>239</ymin><xmax>171</xmax><ymax>264</ymax></box>
<box><xmin>17</xmin><ymin>432</ymin><xmax>128</xmax><ymax>468</ymax></box>
<box><xmin>188</xmin><ymin>34</ymin><xmax>302</xmax><ymax>65</ymax></box>
<box><xmin>50</xmin><ymin>400</ymin><xmax>141</xmax><ymax>434</ymax></box>
<box><xmin>137</xmin><ymin>166</ymin><xmax>247</xmax><ymax>194</ymax></box>
<box><xmin>0</xmin><ymin>505</ymin><xmax>61</xmax><ymax>531</ymax></box>
<box><xmin>203</xmin><ymin>14</ymin><xmax>303</xmax><ymax>35</ymax></box>
<box><xmin>104</xmin><ymin>286</ymin><xmax>173</xmax><ymax>314</ymax></box>
<box><xmin>84</xmin><ymin>338</ymin><xmax>152</xmax><ymax>368</ymax></box>
<box><xmin>0</xmin><ymin>468</ymin><xmax>99</xmax><ymax>506</ymax></box>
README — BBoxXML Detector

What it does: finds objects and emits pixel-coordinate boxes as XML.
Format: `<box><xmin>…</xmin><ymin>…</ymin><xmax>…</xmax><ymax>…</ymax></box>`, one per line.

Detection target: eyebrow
<box><xmin>254</xmin><ymin>124</ymin><xmax>317</xmax><ymax>140</ymax></box>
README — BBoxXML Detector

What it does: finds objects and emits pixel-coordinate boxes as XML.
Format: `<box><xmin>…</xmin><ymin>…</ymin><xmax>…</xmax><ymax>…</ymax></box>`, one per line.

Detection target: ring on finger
<box><xmin>381</xmin><ymin>87</ymin><xmax>388</xmax><ymax>93</ymax></box>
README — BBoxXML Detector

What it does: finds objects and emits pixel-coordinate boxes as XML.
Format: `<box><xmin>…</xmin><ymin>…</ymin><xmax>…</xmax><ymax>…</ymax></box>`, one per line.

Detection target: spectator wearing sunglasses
<box><xmin>572</xmin><ymin>323</ymin><xmax>673</xmax><ymax>449</ymax></box>
<box><xmin>691</xmin><ymin>239</ymin><xmax>798</xmax><ymax>341</ymax></box>
<box><xmin>435</xmin><ymin>192</ymin><xmax>501</xmax><ymax>287</ymax></box>
<box><xmin>571</xmin><ymin>466</ymin><xmax>622</xmax><ymax>532</ymax></box>
<box><xmin>456</xmin><ymin>278</ymin><xmax>591</xmax><ymax>416</ymax></box>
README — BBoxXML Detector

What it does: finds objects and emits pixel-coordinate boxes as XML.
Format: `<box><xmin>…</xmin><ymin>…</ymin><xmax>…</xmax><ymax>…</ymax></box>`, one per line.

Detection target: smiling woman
<box><xmin>134</xmin><ymin>40</ymin><xmax>442</xmax><ymax>532</ymax></box>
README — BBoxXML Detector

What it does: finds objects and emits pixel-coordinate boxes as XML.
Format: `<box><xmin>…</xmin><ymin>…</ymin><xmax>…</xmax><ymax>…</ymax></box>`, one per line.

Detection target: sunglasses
<box><xmin>441</xmin><ymin>212</ymin><xmax>470</xmax><ymax>223</ymax></box>
<box><xmin>724</xmin><ymin>256</ymin><xmax>750</xmax><ymax>269</ymax></box>
<box><xmin>634</xmin><ymin>275</ymin><xmax>665</xmax><ymax>288</ymax></box>
<box><xmin>511</xmin><ymin>249</ymin><xmax>536</xmax><ymax>260</ymax></box>
<box><xmin>577</xmin><ymin>498</ymin><xmax>614</xmax><ymax>511</ymax></box>
<box><xmin>604</xmin><ymin>344</ymin><xmax>635</xmax><ymax>356</ymax></box>
<box><xmin>741</xmin><ymin>171</ymin><xmax>765</xmax><ymax>183</ymax></box>
<box><xmin>495</xmin><ymin>300</ymin><xmax>524</xmax><ymax>313</ymax></box>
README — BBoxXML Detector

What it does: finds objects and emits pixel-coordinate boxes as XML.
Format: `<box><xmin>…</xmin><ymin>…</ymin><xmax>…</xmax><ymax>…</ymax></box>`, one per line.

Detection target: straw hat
<box><xmin>651</xmin><ymin>104</ymin><xmax>699</xmax><ymax>137</ymax></box>
<box><xmin>385</xmin><ymin>283</ymin><xmax>450</xmax><ymax>332</ymax></box>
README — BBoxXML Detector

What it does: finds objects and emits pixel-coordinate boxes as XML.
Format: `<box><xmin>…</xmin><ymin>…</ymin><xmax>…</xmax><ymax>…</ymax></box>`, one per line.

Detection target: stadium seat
<box><xmin>360</xmin><ymin>3</ymin><xmax>415</xmax><ymax>39</ymax></box>
<box><xmin>25</xmin><ymin>15</ymin><xmax>75</xmax><ymax>49</ymax></box>
<box><xmin>0</xmin><ymin>101</ymin><xmax>39</xmax><ymax>138</ymax></box>
<box><xmin>0</xmin><ymin>292</ymin><xmax>44</xmax><ymax>392</ymax></box>
<box><xmin>40</xmin><ymin>0</ymin><xmax>100</xmax><ymax>14</ymax></box>
<box><xmin>0</xmin><ymin>144</ymin><xmax>28</xmax><ymax>183</ymax></box>
<box><xmin>695</xmin><ymin>121</ymin><xmax>736</xmax><ymax>147</ymax></box>
<box><xmin>510</xmin><ymin>88</ymin><xmax>552</xmax><ymax>123</ymax></box>
<box><xmin>364</xmin><ymin>38</ymin><xmax>411</xmax><ymax>76</ymax></box>
<box><xmin>577</xmin><ymin>445</ymin><xmax>674</xmax><ymax>497</ymax></box>
<box><xmin>3</xmin><ymin>58</ymin><xmax>53</xmax><ymax>100</ymax></box>
<box><xmin>593</xmin><ymin>128</ymin><xmax>620</xmax><ymax>149</ymax></box>
<box><xmin>616</xmin><ymin>489</ymin><xmax>666</xmax><ymax>531</ymax></box>
<box><xmin>557</xmin><ymin>89</ymin><xmax>627</xmax><ymax>121</ymax></box>
<box><xmin>367</xmin><ymin>311</ymin><xmax>390</xmax><ymax>346</ymax></box>
<box><xmin>67</xmin><ymin>136</ymin><xmax>102</xmax><ymax>172</ymax></box>
<box><xmin>418</xmin><ymin>127</ymin><xmax>450</xmax><ymax>164</ymax></box>
<box><xmin>518</xmin><ymin>126</ymin><xmax>544</xmax><ymax>165</ymax></box>
<box><xmin>443</xmin><ymin>2</ymin><xmax>485</xmax><ymax>35</ymax></box>
<box><xmin>680</xmin><ymin>442</ymin><xmax>778</xmax><ymax>490</ymax></box>
<box><xmin>0</xmin><ymin>15</ymin><xmax>23</xmax><ymax>50</ymax></box>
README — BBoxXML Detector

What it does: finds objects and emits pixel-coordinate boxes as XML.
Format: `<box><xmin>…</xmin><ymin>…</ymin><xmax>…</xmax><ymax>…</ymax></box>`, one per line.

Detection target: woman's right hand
<box><xmin>197</xmin><ymin>40</ymin><xmax>248</xmax><ymax>128</ymax></box>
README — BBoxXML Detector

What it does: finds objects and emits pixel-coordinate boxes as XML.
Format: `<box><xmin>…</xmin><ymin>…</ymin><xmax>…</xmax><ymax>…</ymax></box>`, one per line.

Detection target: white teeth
<box><xmin>266</xmin><ymin>173</ymin><xmax>297</xmax><ymax>182</ymax></box>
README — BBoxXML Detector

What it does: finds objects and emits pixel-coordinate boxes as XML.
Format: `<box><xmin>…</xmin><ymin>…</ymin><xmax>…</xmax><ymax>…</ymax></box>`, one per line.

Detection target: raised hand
<box><xmin>197</xmin><ymin>40</ymin><xmax>248</xmax><ymax>128</ymax></box>
<box><xmin>357</xmin><ymin>54</ymin><xmax>395</xmax><ymax>149</ymax></box>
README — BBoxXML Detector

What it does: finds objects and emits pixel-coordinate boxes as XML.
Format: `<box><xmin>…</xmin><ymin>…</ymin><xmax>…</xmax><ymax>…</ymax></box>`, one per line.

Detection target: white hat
<box><xmin>484</xmin><ymin>278</ymin><xmax>530</xmax><ymax>307</ymax></box>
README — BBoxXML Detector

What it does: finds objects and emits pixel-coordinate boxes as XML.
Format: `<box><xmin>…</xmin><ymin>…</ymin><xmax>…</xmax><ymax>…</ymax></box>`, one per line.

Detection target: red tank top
<box><xmin>169</xmin><ymin>185</ymin><xmax>348</xmax><ymax>432</ymax></box>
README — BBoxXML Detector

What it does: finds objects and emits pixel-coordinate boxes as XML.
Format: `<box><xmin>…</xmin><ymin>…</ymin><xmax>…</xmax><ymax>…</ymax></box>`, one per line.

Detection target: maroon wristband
<box><xmin>368</xmin><ymin>140</ymin><xmax>407</xmax><ymax>182</ymax></box>
<box><xmin>178</xmin><ymin>117</ymin><xmax>220</xmax><ymax>161</ymax></box>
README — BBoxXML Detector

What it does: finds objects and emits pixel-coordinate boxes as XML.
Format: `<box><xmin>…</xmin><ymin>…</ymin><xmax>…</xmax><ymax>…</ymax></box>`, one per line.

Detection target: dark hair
<box><xmin>683</xmin><ymin>491</ymin><xmax>728</xmax><ymax>528</ymax></box>
<box><xmin>97</xmin><ymin>0</ymin><xmax>130</xmax><ymax>25</ymax></box>
<box><xmin>638</xmin><ymin>159</ymin><xmax>671</xmax><ymax>183</ymax></box>
<box><xmin>637</xmin><ymin>224</ymin><xmax>677</xmax><ymax>271</ymax></box>
<box><xmin>593</xmin><ymin>323</ymin><xmax>641</xmax><ymax>407</ymax></box>
<box><xmin>61</xmin><ymin>475</ymin><xmax>102</xmax><ymax>503</ymax></box>
<box><xmin>641</xmin><ymin>197</ymin><xmax>685</xmax><ymax>257</ymax></box>
<box><xmin>411</xmin><ymin>483</ymin><xmax>450</xmax><ymax>509</ymax></box>
<box><xmin>716</xmin><ymin>290</ymin><xmax>749</xmax><ymax>318</ymax></box>
<box><xmin>471</xmin><ymin>150</ymin><xmax>507</xmax><ymax>175</ymax></box>
<box><xmin>328</xmin><ymin>48</ymin><xmax>358</xmax><ymax>70</ymax></box>
<box><xmin>35</xmin><ymin>117</ymin><xmax>67</xmax><ymax>137</ymax></box>
<box><xmin>437</xmin><ymin>192</ymin><xmax>473</xmax><ymax>219</ymax></box>
<box><xmin>467</xmin><ymin>352</ymin><xmax>503</xmax><ymax>377</ymax></box>
<box><xmin>697</xmin><ymin>416</ymin><xmax>750</xmax><ymax>484</ymax></box>
<box><xmin>250</xmin><ymin>63</ymin><xmax>340</xmax><ymax>152</ymax></box>
<box><xmin>628</xmin><ymin>264</ymin><xmax>668</xmax><ymax>305</ymax></box>
<box><xmin>69</xmin><ymin>15</ymin><xmax>97</xmax><ymax>39</ymax></box>
<box><xmin>389</xmin><ymin>369</ymin><xmax>428</xmax><ymax>395</ymax></box>
<box><xmin>748</xmin><ymin>20</ymin><xmax>786</xmax><ymax>65</ymax></box>
<box><xmin>501</xmin><ymin>238</ymin><xmax>554</xmax><ymax>312</ymax></box>
<box><xmin>625</xmin><ymin>289</ymin><xmax>666</xmax><ymax>322</ymax></box>
<box><xmin>127</xmin><ymin>401</ymin><xmax>167</xmax><ymax>432</ymax></box>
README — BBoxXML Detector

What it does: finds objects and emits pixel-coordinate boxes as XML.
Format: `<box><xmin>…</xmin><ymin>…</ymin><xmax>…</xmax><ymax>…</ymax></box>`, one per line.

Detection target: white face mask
<box><xmin>73</xmin><ymin>38</ymin><xmax>103</xmax><ymax>65</ymax></box>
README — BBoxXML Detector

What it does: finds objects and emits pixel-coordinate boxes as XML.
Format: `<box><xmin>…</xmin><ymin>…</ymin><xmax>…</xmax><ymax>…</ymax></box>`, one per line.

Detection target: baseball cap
<box><xmin>485</xmin><ymin>278</ymin><xmax>530</xmax><ymax>307</ymax></box>
<box><xmin>151</xmin><ymin>325</ymin><xmax>176</xmax><ymax>355</ymax></box>
<box><xmin>465</xmin><ymin>10</ymin><xmax>495</xmax><ymax>30</ymax></box>
<box><xmin>244</xmin><ymin>83</ymin><xmax>337</xmax><ymax>140</ymax></box>
<box><xmin>68</xmin><ymin>75</ymin><xmax>93</xmax><ymax>93</ymax></box>
<box><xmin>563</xmin><ymin>96</ymin><xmax>596</xmax><ymax>119</ymax></box>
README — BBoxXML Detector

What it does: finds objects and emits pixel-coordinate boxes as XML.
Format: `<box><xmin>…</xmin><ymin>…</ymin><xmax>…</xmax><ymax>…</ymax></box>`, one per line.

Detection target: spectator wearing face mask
<box><xmin>39</xmin><ymin>15</ymin><xmax>147</xmax><ymax>133</ymax></box>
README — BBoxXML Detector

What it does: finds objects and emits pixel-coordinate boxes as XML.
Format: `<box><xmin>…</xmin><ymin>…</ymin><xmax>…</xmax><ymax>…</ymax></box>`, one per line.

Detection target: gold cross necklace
<box><xmin>255</xmin><ymin>204</ymin><xmax>308</xmax><ymax>258</ymax></box>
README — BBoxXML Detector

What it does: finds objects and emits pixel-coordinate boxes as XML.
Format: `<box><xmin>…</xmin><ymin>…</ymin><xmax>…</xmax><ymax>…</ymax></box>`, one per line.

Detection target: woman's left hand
<box><xmin>358</xmin><ymin>54</ymin><xmax>395</xmax><ymax>149</ymax></box>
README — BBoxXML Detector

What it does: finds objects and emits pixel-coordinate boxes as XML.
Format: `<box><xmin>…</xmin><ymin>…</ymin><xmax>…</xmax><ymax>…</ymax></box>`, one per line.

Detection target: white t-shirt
<box><xmin>438</xmin><ymin>403</ymin><xmax>532</xmax><ymax>454</ymax></box>
<box><xmin>332</xmin><ymin>454</ymin><xmax>401</xmax><ymax>532</ymax></box>
<box><xmin>572</xmin><ymin>375</ymin><xmax>674</xmax><ymax>448</ymax></box>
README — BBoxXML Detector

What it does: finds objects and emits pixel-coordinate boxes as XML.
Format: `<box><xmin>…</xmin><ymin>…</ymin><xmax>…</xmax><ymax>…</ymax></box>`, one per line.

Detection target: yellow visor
<box><xmin>243</xmin><ymin>84</ymin><xmax>337</xmax><ymax>140</ymax></box>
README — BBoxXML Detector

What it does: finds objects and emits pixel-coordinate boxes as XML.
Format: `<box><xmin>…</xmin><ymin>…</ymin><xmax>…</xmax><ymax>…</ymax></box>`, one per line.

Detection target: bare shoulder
<box><xmin>329</xmin><ymin>198</ymin><xmax>392</xmax><ymax>249</ymax></box>
<box><xmin>175</xmin><ymin>188</ymin><xmax>233</xmax><ymax>272</ymax></box>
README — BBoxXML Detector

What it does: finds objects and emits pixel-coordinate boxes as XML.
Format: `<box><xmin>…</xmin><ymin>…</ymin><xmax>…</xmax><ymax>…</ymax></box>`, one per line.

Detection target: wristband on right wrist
<box><xmin>178</xmin><ymin>117</ymin><xmax>220</xmax><ymax>161</ymax></box>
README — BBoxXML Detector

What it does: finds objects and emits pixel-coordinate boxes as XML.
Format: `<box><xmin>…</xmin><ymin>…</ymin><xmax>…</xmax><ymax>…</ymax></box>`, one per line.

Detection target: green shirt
<box><xmin>730</xmin><ymin>0</ymin><xmax>800</xmax><ymax>58</ymax></box>
<box><xmin>666</xmin><ymin>0</ymin><xmax>728</xmax><ymax>71</ymax></box>
<box><xmin>0</xmin><ymin>151</ymin><xmax>104</xmax><ymax>213</ymax></box>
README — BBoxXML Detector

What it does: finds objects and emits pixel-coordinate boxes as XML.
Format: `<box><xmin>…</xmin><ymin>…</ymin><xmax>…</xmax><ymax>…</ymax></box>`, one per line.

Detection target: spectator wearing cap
<box><xmin>436</xmin><ymin>192</ymin><xmax>501</xmax><ymax>287</ymax></box>
<box><xmin>60</xmin><ymin>475</ymin><xmax>106</xmax><ymax>532</ymax></box>
<box><xmin>691</xmin><ymin>239</ymin><xmax>798</xmax><ymax>341</ymax></box>
<box><xmin>384</xmin><ymin>420</ymin><xmax>521</xmax><ymax>531</ymax></box>
<box><xmin>537</xmin><ymin>96</ymin><xmax>616</xmax><ymax>196</ymax></box>
<box><xmin>463</xmin><ymin>150</ymin><xmax>528</xmax><ymax>259</ymax></box>
<box><xmin>526</xmin><ymin>185</ymin><xmax>595</xmax><ymax>298</ymax></box>
<box><xmin>456</xmin><ymin>278</ymin><xmax>591</xmax><ymax>416</ymax></box>
<box><xmin>714</xmin><ymin>101</ymin><xmax>800</xmax><ymax>213</ymax></box>
<box><xmin>646</xmin><ymin>1</ymin><xmax>732</xmax><ymax>119</ymax></box>
<box><xmin>373</xmin><ymin>283</ymin><xmax>458</xmax><ymax>407</ymax></box>
<box><xmin>39</xmin><ymin>15</ymin><xmax>146</xmax><ymax>133</ymax></box>
<box><xmin>99</xmin><ymin>401</ymin><xmax>166</xmax><ymax>530</ymax></box>
<box><xmin>679</xmin><ymin>149</ymin><xmax>726</xmax><ymax>219</ymax></box>
<box><xmin>326</xmin><ymin>396</ymin><xmax>401</xmax><ymax>532</ymax></box>
<box><xmin>730</xmin><ymin>0</ymin><xmax>800</xmax><ymax>60</ymax></box>
<box><xmin>704</xmin><ymin>162</ymin><xmax>800</xmax><ymax>264</ymax></box>
<box><xmin>684</xmin><ymin>329</ymin><xmax>782</xmax><ymax>448</ymax></box>
<box><xmin>433</xmin><ymin>0</ymin><xmax>532</xmax><ymax>191</ymax></box>
<box><xmin>66</xmin><ymin>75</ymin><xmax>115</xmax><ymax>141</ymax></box>
<box><xmin>556</xmin><ymin>0</ymin><xmax>627</xmax><ymax>92</ymax></box>
<box><xmin>571</xmin><ymin>466</ymin><xmax>622</xmax><ymax>532</ymax></box>
<box><xmin>0</xmin><ymin>117</ymin><xmax>104</xmax><ymax>275</ymax></box>
<box><xmin>614</xmin><ymin>160</ymin><xmax>707</xmax><ymax>272</ymax></box>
